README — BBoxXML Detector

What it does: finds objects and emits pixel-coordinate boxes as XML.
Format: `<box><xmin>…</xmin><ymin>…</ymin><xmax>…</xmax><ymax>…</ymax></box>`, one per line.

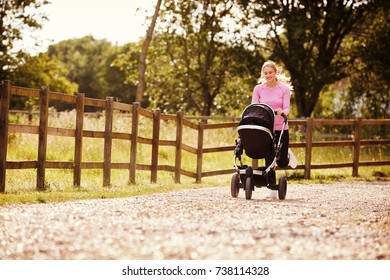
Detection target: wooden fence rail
<box><xmin>1</xmin><ymin>80</ymin><xmax>389</xmax><ymax>192</ymax></box>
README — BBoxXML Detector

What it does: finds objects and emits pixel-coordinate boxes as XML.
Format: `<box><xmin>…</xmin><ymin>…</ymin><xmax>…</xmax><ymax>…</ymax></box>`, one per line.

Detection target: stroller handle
<box><xmin>275</xmin><ymin>111</ymin><xmax>288</xmax><ymax>123</ymax></box>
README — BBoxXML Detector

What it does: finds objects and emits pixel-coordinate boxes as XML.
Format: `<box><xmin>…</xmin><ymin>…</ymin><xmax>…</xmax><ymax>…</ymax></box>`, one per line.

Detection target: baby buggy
<box><xmin>231</xmin><ymin>103</ymin><xmax>288</xmax><ymax>200</ymax></box>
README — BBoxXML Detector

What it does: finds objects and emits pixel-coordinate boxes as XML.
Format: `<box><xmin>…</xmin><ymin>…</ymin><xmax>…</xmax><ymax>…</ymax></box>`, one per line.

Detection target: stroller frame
<box><xmin>231</xmin><ymin>103</ymin><xmax>288</xmax><ymax>200</ymax></box>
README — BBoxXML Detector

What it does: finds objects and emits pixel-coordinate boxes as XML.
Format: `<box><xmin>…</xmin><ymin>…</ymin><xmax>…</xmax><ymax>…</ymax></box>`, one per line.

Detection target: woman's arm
<box><xmin>282</xmin><ymin>87</ymin><xmax>291</xmax><ymax>115</ymax></box>
<box><xmin>251</xmin><ymin>85</ymin><xmax>260</xmax><ymax>104</ymax></box>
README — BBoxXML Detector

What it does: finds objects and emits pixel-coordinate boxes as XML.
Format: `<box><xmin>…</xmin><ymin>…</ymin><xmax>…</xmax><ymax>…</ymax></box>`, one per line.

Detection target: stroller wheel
<box><xmin>245</xmin><ymin>176</ymin><xmax>253</xmax><ymax>200</ymax></box>
<box><xmin>231</xmin><ymin>173</ymin><xmax>240</xmax><ymax>198</ymax></box>
<box><xmin>278</xmin><ymin>176</ymin><xmax>287</xmax><ymax>200</ymax></box>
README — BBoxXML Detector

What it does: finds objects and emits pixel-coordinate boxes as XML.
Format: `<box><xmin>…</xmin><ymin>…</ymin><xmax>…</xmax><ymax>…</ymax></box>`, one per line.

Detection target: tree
<box><xmin>104</xmin><ymin>44</ymin><xmax>138</xmax><ymax>104</ymax></box>
<box><xmin>145</xmin><ymin>0</ymin><xmax>259</xmax><ymax>116</ymax></box>
<box><xmin>0</xmin><ymin>0</ymin><xmax>78</xmax><ymax>110</ymax></box>
<box><xmin>112</xmin><ymin>43</ymin><xmax>145</xmax><ymax>105</ymax></box>
<box><xmin>145</xmin><ymin>32</ymin><xmax>262</xmax><ymax>115</ymax></box>
<box><xmin>345</xmin><ymin>7</ymin><xmax>390</xmax><ymax>119</ymax></box>
<box><xmin>47</xmin><ymin>36</ymin><xmax>136</xmax><ymax>104</ymax></box>
<box><xmin>136</xmin><ymin>0</ymin><xmax>163</xmax><ymax>103</ymax></box>
<box><xmin>10</xmin><ymin>52</ymin><xmax>78</xmax><ymax>110</ymax></box>
<box><xmin>240</xmin><ymin>0</ymin><xmax>379</xmax><ymax>117</ymax></box>
<box><xmin>313</xmin><ymin>2</ymin><xmax>389</xmax><ymax>120</ymax></box>
<box><xmin>0</xmin><ymin>0</ymin><xmax>49</xmax><ymax>80</ymax></box>
<box><xmin>47</xmin><ymin>36</ymin><xmax>110</xmax><ymax>99</ymax></box>
<box><xmin>12</xmin><ymin>52</ymin><xmax>78</xmax><ymax>94</ymax></box>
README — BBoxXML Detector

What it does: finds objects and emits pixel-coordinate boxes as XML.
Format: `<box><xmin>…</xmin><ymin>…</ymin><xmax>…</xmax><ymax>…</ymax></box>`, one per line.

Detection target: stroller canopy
<box><xmin>239</xmin><ymin>103</ymin><xmax>275</xmax><ymax>132</ymax></box>
<box><xmin>237</xmin><ymin>103</ymin><xmax>275</xmax><ymax>159</ymax></box>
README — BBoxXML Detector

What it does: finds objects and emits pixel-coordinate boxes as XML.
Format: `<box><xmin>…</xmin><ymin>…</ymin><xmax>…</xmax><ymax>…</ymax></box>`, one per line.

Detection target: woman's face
<box><xmin>263</xmin><ymin>66</ymin><xmax>276</xmax><ymax>83</ymax></box>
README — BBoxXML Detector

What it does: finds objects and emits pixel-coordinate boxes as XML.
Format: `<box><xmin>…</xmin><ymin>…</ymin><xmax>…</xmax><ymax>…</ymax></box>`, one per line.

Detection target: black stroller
<box><xmin>231</xmin><ymin>103</ymin><xmax>288</xmax><ymax>200</ymax></box>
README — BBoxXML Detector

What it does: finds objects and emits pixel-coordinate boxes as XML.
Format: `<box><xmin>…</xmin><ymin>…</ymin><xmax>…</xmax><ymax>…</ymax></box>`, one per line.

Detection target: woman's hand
<box><xmin>276</xmin><ymin>108</ymin><xmax>283</xmax><ymax>116</ymax></box>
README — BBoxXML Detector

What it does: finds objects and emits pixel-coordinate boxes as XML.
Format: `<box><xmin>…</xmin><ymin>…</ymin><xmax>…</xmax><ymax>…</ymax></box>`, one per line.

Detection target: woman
<box><xmin>251</xmin><ymin>61</ymin><xmax>297</xmax><ymax>199</ymax></box>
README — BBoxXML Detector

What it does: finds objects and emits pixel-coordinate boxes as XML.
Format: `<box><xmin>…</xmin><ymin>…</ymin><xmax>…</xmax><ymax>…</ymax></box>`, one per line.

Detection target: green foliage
<box><xmin>0</xmin><ymin>0</ymin><xmax>49</xmax><ymax>80</ymax></box>
<box><xmin>2</xmin><ymin>0</ymin><xmax>388</xmax><ymax>121</ymax></box>
<box><xmin>111</xmin><ymin>43</ymin><xmax>147</xmax><ymax>106</ymax></box>
<box><xmin>344</xmin><ymin>9</ymin><xmax>390</xmax><ymax>119</ymax></box>
<box><xmin>47</xmin><ymin>36</ymin><xmax>137</xmax><ymax>105</ymax></box>
<box><xmin>313</xmin><ymin>5</ymin><xmax>390</xmax><ymax>120</ymax></box>
<box><xmin>240</xmin><ymin>0</ymin><xmax>380</xmax><ymax>118</ymax></box>
<box><xmin>12</xmin><ymin>52</ymin><xmax>78</xmax><ymax>93</ymax></box>
<box><xmin>137</xmin><ymin>0</ymin><xmax>261</xmax><ymax>116</ymax></box>
<box><xmin>7</xmin><ymin>52</ymin><xmax>79</xmax><ymax>110</ymax></box>
<box><xmin>0</xmin><ymin>0</ymin><xmax>79</xmax><ymax>110</ymax></box>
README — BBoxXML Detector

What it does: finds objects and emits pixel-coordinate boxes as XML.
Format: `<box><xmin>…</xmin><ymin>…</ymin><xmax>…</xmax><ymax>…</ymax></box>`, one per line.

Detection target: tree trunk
<box><xmin>136</xmin><ymin>0</ymin><xmax>163</xmax><ymax>103</ymax></box>
<box><xmin>291</xmin><ymin>76</ymin><xmax>321</xmax><ymax>118</ymax></box>
<box><xmin>294</xmin><ymin>88</ymin><xmax>321</xmax><ymax>118</ymax></box>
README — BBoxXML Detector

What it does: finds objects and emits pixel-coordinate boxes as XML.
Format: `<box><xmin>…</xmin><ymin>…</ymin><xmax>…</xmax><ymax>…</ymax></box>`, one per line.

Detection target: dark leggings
<box><xmin>265</xmin><ymin>130</ymin><xmax>289</xmax><ymax>185</ymax></box>
<box><xmin>266</xmin><ymin>130</ymin><xmax>289</xmax><ymax>168</ymax></box>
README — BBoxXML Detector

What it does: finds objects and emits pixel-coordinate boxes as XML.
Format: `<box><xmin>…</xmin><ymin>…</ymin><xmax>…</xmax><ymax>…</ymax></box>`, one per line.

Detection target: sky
<box><xmin>18</xmin><ymin>0</ymin><xmax>156</xmax><ymax>55</ymax></box>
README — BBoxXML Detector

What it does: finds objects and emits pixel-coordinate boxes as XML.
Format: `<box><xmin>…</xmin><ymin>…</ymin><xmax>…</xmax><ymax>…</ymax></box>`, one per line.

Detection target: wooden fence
<box><xmin>1</xmin><ymin>80</ymin><xmax>389</xmax><ymax>192</ymax></box>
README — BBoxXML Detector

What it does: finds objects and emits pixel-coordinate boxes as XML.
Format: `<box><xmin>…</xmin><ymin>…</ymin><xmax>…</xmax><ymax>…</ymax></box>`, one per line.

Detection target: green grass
<box><xmin>0</xmin><ymin>180</ymin><xmax>217</xmax><ymax>205</ymax></box>
<box><xmin>1</xmin><ymin>168</ymin><xmax>388</xmax><ymax>206</ymax></box>
<box><xmin>2</xmin><ymin>111</ymin><xmax>389</xmax><ymax>205</ymax></box>
<box><xmin>0</xmin><ymin>168</ymin><xmax>228</xmax><ymax>205</ymax></box>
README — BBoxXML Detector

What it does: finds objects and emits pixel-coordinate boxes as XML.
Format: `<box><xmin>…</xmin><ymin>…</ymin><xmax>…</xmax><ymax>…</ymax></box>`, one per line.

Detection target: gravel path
<box><xmin>1</xmin><ymin>181</ymin><xmax>389</xmax><ymax>260</ymax></box>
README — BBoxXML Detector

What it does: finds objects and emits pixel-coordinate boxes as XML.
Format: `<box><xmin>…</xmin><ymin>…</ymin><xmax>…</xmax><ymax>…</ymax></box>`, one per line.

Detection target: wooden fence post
<box><xmin>130</xmin><ymin>102</ymin><xmax>139</xmax><ymax>184</ymax></box>
<box><xmin>0</xmin><ymin>80</ymin><xmax>11</xmax><ymax>193</ymax></box>
<box><xmin>353</xmin><ymin>117</ymin><xmax>363</xmax><ymax>177</ymax></box>
<box><xmin>252</xmin><ymin>159</ymin><xmax>258</xmax><ymax>169</ymax></box>
<box><xmin>304</xmin><ymin>117</ymin><xmax>313</xmax><ymax>179</ymax></box>
<box><xmin>103</xmin><ymin>97</ymin><xmax>114</xmax><ymax>187</ymax></box>
<box><xmin>73</xmin><ymin>93</ymin><xmax>85</xmax><ymax>187</ymax></box>
<box><xmin>37</xmin><ymin>86</ymin><xmax>49</xmax><ymax>190</ymax></box>
<box><xmin>151</xmin><ymin>109</ymin><xmax>161</xmax><ymax>183</ymax></box>
<box><xmin>196</xmin><ymin>122</ymin><xmax>204</xmax><ymax>183</ymax></box>
<box><xmin>175</xmin><ymin>111</ymin><xmax>183</xmax><ymax>184</ymax></box>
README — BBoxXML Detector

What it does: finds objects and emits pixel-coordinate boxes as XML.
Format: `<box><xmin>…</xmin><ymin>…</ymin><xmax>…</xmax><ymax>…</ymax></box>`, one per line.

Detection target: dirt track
<box><xmin>0</xmin><ymin>181</ymin><xmax>389</xmax><ymax>260</ymax></box>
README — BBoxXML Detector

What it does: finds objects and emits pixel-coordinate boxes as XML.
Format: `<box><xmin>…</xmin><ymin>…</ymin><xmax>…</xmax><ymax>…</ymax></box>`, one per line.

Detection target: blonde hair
<box><xmin>258</xmin><ymin>61</ymin><xmax>294</xmax><ymax>92</ymax></box>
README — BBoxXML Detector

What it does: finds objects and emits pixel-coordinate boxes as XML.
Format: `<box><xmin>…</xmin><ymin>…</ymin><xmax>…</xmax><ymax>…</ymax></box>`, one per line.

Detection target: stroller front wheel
<box><xmin>231</xmin><ymin>173</ymin><xmax>240</xmax><ymax>198</ymax></box>
<box><xmin>278</xmin><ymin>176</ymin><xmax>287</xmax><ymax>200</ymax></box>
<box><xmin>245</xmin><ymin>176</ymin><xmax>253</xmax><ymax>200</ymax></box>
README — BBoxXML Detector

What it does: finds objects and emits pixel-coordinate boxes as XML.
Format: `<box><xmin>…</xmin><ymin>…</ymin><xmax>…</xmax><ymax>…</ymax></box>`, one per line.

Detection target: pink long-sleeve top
<box><xmin>251</xmin><ymin>82</ymin><xmax>290</xmax><ymax>130</ymax></box>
